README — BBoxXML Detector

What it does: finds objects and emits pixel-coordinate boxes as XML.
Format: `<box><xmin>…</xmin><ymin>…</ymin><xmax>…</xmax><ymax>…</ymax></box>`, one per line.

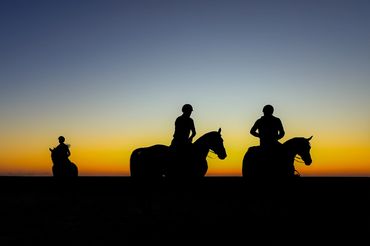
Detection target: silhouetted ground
<box><xmin>0</xmin><ymin>176</ymin><xmax>369</xmax><ymax>245</ymax></box>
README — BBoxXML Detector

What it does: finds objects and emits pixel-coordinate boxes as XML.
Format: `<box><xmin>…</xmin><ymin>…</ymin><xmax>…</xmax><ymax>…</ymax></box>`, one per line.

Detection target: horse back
<box><xmin>242</xmin><ymin>146</ymin><xmax>262</xmax><ymax>177</ymax></box>
<box><xmin>130</xmin><ymin>144</ymin><xmax>171</xmax><ymax>178</ymax></box>
<box><xmin>243</xmin><ymin>145</ymin><xmax>296</xmax><ymax>178</ymax></box>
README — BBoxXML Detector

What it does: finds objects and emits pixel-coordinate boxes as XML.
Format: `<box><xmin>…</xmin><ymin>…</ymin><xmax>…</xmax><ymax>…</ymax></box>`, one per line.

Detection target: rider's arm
<box><xmin>250</xmin><ymin>120</ymin><xmax>260</xmax><ymax>138</ymax></box>
<box><xmin>64</xmin><ymin>144</ymin><xmax>71</xmax><ymax>157</ymax></box>
<box><xmin>189</xmin><ymin>119</ymin><xmax>196</xmax><ymax>142</ymax></box>
<box><xmin>277</xmin><ymin>119</ymin><xmax>285</xmax><ymax>140</ymax></box>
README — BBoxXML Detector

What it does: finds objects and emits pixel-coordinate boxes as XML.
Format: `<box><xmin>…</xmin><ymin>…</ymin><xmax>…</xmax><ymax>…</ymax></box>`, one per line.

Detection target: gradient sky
<box><xmin>1</xmin><ymin>0</ymin><xmax>369</xmax><ymax>176</ymax></box>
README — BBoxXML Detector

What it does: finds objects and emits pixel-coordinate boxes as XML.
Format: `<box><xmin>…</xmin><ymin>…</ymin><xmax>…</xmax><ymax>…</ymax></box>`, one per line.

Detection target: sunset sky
<box><xmin>1</xmin><ymin>0</ymin><xmax>369</xmax><ymax>176</ymax></box>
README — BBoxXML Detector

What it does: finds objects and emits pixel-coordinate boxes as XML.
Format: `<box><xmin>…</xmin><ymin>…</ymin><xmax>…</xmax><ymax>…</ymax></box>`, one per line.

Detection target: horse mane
<box><xmin>194</xmin><ymin>131</ymin><xmax>220</xmax><ymax>144</ymax></box>
<box><xmin>284</xmin><ymin>137</ymin><xmax>310</xmax><ymax>147</ymax></box>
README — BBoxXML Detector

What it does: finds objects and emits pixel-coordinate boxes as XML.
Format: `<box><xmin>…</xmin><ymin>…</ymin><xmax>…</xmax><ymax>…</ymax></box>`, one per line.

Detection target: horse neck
<box><xmin>283</xmin><ymin>138</ymin><xmax>301</xmax><ymax>161</ymax></box>
<box><xmin>193</xmin><ymin>135</ymin><xmax>211</xmax><ymax>159</ymax></box>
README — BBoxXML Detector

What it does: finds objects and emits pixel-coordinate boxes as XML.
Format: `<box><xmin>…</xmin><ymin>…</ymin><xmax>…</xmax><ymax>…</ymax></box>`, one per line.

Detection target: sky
<box><xmin>1</xmin><ymin>0</ymin><xmax>369</xmax><ymax>176</ymax></box>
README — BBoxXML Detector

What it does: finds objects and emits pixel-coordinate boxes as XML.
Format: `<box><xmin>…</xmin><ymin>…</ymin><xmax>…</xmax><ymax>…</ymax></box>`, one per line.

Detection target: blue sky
<box><xmin>1</xmin><ymin>0</ymin><xmax>370</xmax><ymax>176</ymax></box>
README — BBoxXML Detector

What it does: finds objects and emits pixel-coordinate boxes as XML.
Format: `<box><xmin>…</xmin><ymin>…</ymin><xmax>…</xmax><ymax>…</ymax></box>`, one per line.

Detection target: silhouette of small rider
<box><xmin>250</xmin><ymin>104</ymin><xmax>285</xmax><ymax>151</ymax></box>
<box><xmin>50</xmin><ymin>136</ymin><xmax>71</xmax><ymax>164</ymax></box>
<box><xmin>170</xmin><ymin>104</ymin><xmax>196</xmax><ymax>156</ymax></box>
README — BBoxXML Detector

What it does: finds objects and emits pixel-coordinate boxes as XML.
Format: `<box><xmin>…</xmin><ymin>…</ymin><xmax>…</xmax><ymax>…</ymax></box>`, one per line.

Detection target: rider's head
<box><xmin>58</xmin><ymin>136</ymin><xmax>65</xmax><ymax>143</ymax></box>
<box><xmin>263</xmin><ymin>104</ymin><xmax>274</xmax><ymax>116</ymax></box>
<box><xmin>182</xmin><ymin>104</ymin><xmax>193</xmax><ymax>115</ymax></box>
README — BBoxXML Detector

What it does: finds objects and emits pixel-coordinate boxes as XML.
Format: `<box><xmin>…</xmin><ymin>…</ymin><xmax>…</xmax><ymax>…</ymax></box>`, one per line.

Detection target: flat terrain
<box><xmin>0</xmin><ymin>176</ymin><xmax>369</xmax><ymax>245</ymax></box>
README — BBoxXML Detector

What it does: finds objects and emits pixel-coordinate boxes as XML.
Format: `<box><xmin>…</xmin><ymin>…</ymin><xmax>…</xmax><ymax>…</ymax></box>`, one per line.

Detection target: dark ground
<box><xmin>0</xmin><ymin>176</ymin><xmax>369</xmax><ymax>245</ymax></box>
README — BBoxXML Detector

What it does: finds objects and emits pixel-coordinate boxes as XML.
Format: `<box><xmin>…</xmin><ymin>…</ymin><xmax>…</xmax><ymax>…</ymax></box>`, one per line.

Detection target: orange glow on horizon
<box><xmin>0</xmin><ymin>128</ymin><xmax>369</xmax><ymax>177</ymax></box>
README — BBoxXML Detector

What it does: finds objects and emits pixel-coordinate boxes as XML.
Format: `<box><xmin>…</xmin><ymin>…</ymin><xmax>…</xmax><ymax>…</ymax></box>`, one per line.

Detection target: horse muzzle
<box><xmin>305</xmin><ymin>158</ymin><xmax>312</xmax><ymax>166</ymax></box>
<box><xmin>218</xmin><ymin>152</ymin><xmax>227</xmax><ymax>160</ymax></box>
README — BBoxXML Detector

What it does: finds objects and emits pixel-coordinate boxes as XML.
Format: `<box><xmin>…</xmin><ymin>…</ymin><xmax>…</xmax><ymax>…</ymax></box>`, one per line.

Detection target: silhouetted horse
<box><xmin>50</xmin><ymin>148</ymin><xmax>78</xmax><ymax>177</ymax></box>
<box><xmin>242</xmin><ymin>136</ymin><xmax>312</xmax><ymax>178</ymax></box>
<box><xmin>130</xmin><ymin>128</ymin><xmax>227</xmax><ymax>179</ymax></box>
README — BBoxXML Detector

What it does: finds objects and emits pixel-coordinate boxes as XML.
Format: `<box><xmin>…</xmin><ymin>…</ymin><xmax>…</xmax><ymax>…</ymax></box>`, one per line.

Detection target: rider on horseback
<box><xmin>250</xmin><ymin>104</ymin><xmax>285</xmax><ymax>152</ymax></box>
<box><xmin>50</xmin><ymin>136</ymin><xmax>78</xmax><ymax>177</ymax></box>
<box><xmin>170</xmin><ymin>104</ymin><xmax>197</xmax><ymax>160</ymax></box>
<box><xmin>49</xmin><ymin>136</ymin><xmax>71</xmax><ymax>165</ymax></box>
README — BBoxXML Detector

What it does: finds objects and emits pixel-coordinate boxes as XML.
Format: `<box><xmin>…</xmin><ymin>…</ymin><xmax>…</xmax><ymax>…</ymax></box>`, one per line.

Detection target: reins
<box><xmin>294</xmin><ymin>155</ymin><xmax>305</xmax><ymax>163</ymax></box>
<box><xmin>207</xmin><ymin>149</ymin><xmax>217</xmax><ymax>159</ymax></box>
<box><xmin>293</xmin><ymin>153</ymin><xmax>306</xmax><ymax>177</ymax></box>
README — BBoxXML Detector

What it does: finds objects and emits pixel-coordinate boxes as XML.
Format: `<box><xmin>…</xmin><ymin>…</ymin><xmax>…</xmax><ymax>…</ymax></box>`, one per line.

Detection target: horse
<box><xmin>50</xmin><ymin>148</ymin><xmax>78</xmax><ymax>177</ymax></box>
<box><xmin>242</xmin><ymin>136</ymin><xmax>312</xmax><ymax>179</ymax></box>
<box><xmin>130</xmin><ymin>128</ymin><xmax>227</xmax><ymax>180</ymax></box>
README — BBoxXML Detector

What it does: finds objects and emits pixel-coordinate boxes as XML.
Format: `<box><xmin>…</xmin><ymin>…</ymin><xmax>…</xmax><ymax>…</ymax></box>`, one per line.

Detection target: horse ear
<box><xmin>307</xmin><ymin>136</ymin><xmax>313</xmax><ymax>141</ymax></box>
<box><xmin>218</xmin><ymin>128</ymin><xmax>221</xmax><ymax>133</ymax></box>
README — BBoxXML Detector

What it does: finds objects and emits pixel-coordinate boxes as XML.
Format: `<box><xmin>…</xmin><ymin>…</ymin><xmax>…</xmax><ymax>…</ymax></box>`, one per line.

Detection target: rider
<box><xmin>250</xmin><ymin>104</ymin><xmax>285</xmax><ymax>151</ymax></box>
<box><xmin>50</xmin><ymin>136</ymin><xmax>71</xmax><ymax>163</ymax></box>
<box><xmin>170</xmin><ymin>104</ymin><xmax>196</xmax><ymax>156</ymax></box>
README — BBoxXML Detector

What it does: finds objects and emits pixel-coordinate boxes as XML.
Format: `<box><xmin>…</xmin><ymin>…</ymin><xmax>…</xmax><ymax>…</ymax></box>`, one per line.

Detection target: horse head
<box><xmin>208</xmin><ymin>128</ymin><xmax>227</xmax><ymax>160</ymax></box>
<box><xmin>296</xmin><ymin>136</ymin><xmax>313</xmax><ymax>165</ymax></box>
